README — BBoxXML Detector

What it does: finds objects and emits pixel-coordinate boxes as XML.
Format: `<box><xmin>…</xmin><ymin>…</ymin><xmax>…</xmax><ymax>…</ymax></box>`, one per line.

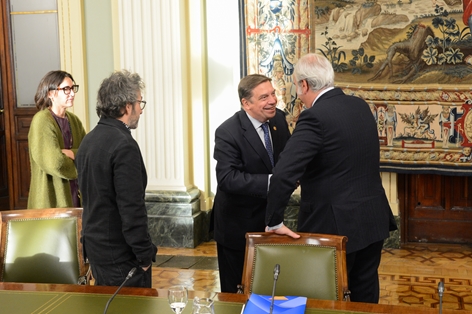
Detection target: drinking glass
<box><xmin>168</xmin><ymin>285</ymin><xmax>188</xmax><ymax>314</ymax></box>
<box><xmin>192</xmin><ymin>296</ymin><xmax>215</xmax><ymax>314</ymax></box>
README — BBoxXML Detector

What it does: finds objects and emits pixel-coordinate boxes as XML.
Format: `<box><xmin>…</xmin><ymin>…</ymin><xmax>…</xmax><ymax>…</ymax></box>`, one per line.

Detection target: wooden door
<box><xmin>0</xmin><ymin>90</ymin><xmax>8</xmax><ymax>210</ymax></box>
<box><xmin>5</xmin><ymin>106</ymin><xmax>35</xmax><ymax>209</ymax></box>
<box><xmin>0</xmin><ymin>3</ymin><xmax>36</xmax><ymax>209</ymax></box>
<box><xmin>0</xmin><ymin>4</ymin><xmax>12</xmax><ymax>210</ymax></box>
<box><xmin>399</xmin><ymin>173</ymin><xmax>472</xmax><ymax>243</ymax></box>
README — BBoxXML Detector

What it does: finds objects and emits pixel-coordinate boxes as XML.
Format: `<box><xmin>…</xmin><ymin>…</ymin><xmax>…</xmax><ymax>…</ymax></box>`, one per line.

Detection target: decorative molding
<box><xmin>116</xmin><ymin>0</ymin><xmax>193</xmax><ymax>191</ymax></box>
<box><xmin>57</xmin><ymin>0</ymin><xmax>89</xmax><ymax>130</ymax></box>
<box><xmin>381</xmin><ymin>172</ymin><xmax>399</xmax><ymax>216</ymax></box>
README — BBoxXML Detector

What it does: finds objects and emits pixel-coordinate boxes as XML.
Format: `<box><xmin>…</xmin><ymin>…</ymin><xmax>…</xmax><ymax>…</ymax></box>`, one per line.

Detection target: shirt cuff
<box><xmin>266</xmin><ymin>222</ymin><xmax>284</xmax><ymax>231</ymax></box>
<box><xmin>267</xmin><ymin>174</ymin><xmax>272</xmax><ymax>192</ymax></box>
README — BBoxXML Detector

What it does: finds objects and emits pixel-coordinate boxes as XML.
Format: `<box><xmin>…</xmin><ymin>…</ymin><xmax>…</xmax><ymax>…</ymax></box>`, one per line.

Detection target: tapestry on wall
<box><xmin>242</xmin><ymin>0</ymin><xmax>472</xmax><ymax>176</ymax></box>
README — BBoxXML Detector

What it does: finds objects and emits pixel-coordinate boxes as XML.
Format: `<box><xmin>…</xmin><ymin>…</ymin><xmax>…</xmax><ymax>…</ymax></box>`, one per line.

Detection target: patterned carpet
<box><xmin>152</xmin><ymin>241</ymin><xmax>472</xmax><ymax>311</ymax></box>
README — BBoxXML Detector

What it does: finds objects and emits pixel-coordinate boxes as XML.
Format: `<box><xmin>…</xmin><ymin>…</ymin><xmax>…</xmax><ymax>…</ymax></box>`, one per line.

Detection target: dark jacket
<box><xmin>76</xmin><ymin>116</ymin><xmax>157</xmax><ymax>266</ymax></box>
<box><xmin>266</xmin><ymin>88</ymin><xmax>397</xmax><ymax>254</ymax></box>
<box><xmin>213</xmin><ymin>109</ymin><xmax>291</xmax><ymax>250</ymax></box>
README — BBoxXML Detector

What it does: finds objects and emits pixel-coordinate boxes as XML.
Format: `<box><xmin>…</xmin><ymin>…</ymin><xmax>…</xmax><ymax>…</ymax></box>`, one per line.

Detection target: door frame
<box><xmin>0</xmin><ymin>2</ymin><xmax>16</xmax><ymax>209</ymax></box>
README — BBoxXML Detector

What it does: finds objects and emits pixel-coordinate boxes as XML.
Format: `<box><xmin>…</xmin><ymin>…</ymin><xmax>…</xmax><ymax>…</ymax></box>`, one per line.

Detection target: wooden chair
<box><xmin>239</xmin><ymin>232</ymin><xmax>350</xmax><ymax>301</ymax></box>
<box><xmin>0</xmin><ymin>208</ymin><xmax>90</xmax><ymax>284</ymax></box>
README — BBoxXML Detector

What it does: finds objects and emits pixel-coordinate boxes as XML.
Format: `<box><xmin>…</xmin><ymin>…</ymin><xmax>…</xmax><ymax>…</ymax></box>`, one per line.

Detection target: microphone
<box><xmin>103</xmin><ymin>267</ymin><xmax>137</xmax><ymax>314</ymax></box>
<box><xmin>438</xmin><ymin>281</ymin><xmax>444</xmax><ymax>314</ymax></box>
<box><xmin>269</xmin><ymin>264</ymin><xmax>280</xmax><ymax>314</ymax></box>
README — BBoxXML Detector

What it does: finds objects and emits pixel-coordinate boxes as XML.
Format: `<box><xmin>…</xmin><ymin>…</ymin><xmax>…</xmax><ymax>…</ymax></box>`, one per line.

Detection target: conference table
<box><xmin>0</xmin><ymin>282</ymin><xmax>463</xmax><ymax>313</ymax></box>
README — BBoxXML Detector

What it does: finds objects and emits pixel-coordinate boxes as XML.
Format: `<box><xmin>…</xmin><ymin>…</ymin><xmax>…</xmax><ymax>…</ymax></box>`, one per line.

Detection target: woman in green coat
<box><xmin>27</xmin><ymin>71</ymin><xmax>86</xmax><ymax>209</ymax></box>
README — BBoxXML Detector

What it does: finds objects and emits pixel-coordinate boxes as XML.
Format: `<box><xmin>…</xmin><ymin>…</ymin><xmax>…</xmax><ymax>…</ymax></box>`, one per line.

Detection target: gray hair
<box><xmin>96</xmin><ymin>70</ymin><xmax>145</xmax><ymax>118</ymax></box>
<box><xmin>294</xmin><ymin>53</ymin><xmax>334</xmax><ymax>92</ymax></box>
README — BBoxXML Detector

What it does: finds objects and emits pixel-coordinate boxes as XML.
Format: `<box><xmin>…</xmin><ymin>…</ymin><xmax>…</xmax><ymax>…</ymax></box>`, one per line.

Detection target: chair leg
<box><xmin>343</xmin><ymin>290</ymin><xmax>351</xmax><ymax>301</ymax></box>
<box><xmin>77</xmin><ymin>265</ymin><xmax>93</xmax><ymax>285</ymax></box>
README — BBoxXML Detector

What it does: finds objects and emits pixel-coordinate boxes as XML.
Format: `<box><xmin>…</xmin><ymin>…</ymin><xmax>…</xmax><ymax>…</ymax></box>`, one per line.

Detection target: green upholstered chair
<box><xmin>0</xmin><ymin>208</ymin><xmax>90</xmax><ymax>284</ymax></box>
<box><xmin>239</xmin><ymin>232</ymin><xmax>350</xmax><ymax>301</ymax></box>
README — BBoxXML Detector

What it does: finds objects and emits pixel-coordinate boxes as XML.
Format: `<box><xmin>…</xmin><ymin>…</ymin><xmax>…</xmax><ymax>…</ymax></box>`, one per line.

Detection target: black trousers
<box><xmin>216</xmin><ymin>243</ymin><xmax>245</xmax><ymax>293</ymax></box>
<box><xmin>91</xmin><ymin>259</ymin><xmax>152</xmax><ymax>288</ymax></box>
<box><xmin>346</xmin><ymin>240</ymin><xmax>384</xmax><ymax>303</ymax></box>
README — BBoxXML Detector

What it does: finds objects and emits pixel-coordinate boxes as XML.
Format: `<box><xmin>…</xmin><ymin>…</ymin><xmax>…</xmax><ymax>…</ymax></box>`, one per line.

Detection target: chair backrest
<box><xmin>241</xmin><ymin>232</ymin><xmax>350</xmax><ymax>301</ymax></box>
<box><xmin>0</xmin><ymin>208</ymin><xmax>89</xmax><ymax>284</ymax></box>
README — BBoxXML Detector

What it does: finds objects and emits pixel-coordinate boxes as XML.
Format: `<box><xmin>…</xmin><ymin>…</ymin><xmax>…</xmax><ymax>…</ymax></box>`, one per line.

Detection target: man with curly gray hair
<box><xmin>76</xmin><ymin>70</ymin><xmax>157</xmax><ymax>288</ymax></box>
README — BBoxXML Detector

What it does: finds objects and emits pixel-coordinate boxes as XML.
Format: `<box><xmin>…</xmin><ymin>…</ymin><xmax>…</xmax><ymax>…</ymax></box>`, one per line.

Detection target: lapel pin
<box><xmin>273</xmin><ymin>126</ymin><xmax>277</xmax><ymax>131</ymax></box>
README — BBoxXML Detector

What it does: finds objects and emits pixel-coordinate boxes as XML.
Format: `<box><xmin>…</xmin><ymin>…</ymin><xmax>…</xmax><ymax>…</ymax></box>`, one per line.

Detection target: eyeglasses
<box><xmin>55</xmin><ymin>85</ymin><xmax>79</xmax><ymax>95</ymax></box>
<box><xmin>137</xmin><ymin>100</ymin><xmax>146</xmax><ymax>110</ymax></box>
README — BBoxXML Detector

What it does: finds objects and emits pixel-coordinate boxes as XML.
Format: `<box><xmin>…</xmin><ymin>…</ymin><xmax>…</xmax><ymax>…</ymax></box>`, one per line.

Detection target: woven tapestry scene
<box><xmin>243</xmin><ymin>0</ymin><xmax>472</xmax><ymax>175</ymax></box>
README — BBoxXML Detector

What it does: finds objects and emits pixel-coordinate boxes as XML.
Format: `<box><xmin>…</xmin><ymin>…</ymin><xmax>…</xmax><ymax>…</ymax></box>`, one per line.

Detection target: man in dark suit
<box><xmin>213</xmin><ymin>74</ymin><xmax>291</xmax><ymax>292</ymax></box>
<box><xmin>265</xmin><ymin>53</ymin><xmax>397</xmax><ymax>303</ymax></box>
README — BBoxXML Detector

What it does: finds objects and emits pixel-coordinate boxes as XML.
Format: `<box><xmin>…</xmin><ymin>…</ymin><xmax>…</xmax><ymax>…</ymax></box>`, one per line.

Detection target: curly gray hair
<box><xmin>96</xmin><ymin>70</ymin><xmax>145</xmax><ymax>118</ymax></box>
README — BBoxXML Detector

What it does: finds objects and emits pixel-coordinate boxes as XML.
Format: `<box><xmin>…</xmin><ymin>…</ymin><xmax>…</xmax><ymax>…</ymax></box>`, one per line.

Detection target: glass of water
<box><xmin>168</xmin><ymin>285</ymin><xmax>188</xmax><ymax>314</ymax></box>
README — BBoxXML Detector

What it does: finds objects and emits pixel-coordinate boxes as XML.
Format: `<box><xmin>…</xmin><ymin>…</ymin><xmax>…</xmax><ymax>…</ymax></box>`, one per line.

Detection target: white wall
<box><xmin>79</xmin><ymin>1</ymin><xmax>289</xmax><ymax>209</ymax></box>
<box><xmin>83</xmin><ymin>0</ymin><xmax>115</xmax><ymax>130</ymax></box>
<box><xmin>206</xmin><ymin>0</ymin><xmax>241</xmax><ymax>201</ymax></box>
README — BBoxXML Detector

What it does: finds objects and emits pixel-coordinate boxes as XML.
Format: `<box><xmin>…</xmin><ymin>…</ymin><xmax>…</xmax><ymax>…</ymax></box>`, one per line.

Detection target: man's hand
<box><xmin>265</xmin><ymin>224</ymin><xmax>300</xmax><ymax>239</ymax></box>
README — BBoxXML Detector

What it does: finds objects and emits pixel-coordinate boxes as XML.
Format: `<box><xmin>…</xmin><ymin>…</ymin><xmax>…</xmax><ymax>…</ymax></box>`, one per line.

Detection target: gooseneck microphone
<box><xmin>269</xmin><ymin>264</ymin><xmax>280</xmax><ymax>314</ymax></box>
<box><xmin>103</xmin><ymin>267</ymin><xmax>137</xmax><ymax>314</ymax></box>
<box><xmin>438</xmin><ymin>281</ymin><xmax>444</xmax><ymax>314</ymax></box>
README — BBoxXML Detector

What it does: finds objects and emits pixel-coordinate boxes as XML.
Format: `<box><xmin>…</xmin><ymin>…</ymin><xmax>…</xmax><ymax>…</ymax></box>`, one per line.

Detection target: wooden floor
<box><xmin>152</xmin><ymin>241</ymin><xmax>472</xmax><ymax>311</ymax></box>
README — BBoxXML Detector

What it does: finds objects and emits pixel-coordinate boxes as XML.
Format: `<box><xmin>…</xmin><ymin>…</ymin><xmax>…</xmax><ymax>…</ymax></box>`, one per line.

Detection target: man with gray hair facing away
<box><xmin>265</xmin><ymin>53</ymin><xmax>397</xmax><ymax>303</ymax></box>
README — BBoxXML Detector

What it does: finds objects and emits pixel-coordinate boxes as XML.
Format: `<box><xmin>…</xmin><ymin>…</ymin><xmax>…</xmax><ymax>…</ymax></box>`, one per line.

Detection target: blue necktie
<box><xmin>261</xmin><ymin>123</ymin><xmax>274</xmax><ymax>167</ymax></box>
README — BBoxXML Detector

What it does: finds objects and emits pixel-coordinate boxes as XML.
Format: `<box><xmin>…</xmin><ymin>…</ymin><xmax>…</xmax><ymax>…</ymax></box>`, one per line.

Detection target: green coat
<box><xmin>27</xmin><ymin>109</ymin><xmax>86</xmax><ymax>209</ymax></box>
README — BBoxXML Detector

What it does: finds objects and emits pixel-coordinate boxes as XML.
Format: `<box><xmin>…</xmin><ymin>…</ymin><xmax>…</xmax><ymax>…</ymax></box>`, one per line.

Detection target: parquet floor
<box><xmin>152</xmin><ymin>241</ymin><xmax>472</xmax><ymax>311</ymax></box>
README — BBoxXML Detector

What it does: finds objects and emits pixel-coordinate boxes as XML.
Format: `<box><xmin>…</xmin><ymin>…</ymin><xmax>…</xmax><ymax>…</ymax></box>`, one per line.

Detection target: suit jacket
<box><xmin>213</xmin><ymin>108</ymin><xmax>291</xmax><ymax>250</ymax></box>
<box><xmin>266</xmin><ymin>88</ymin><xmax>397</xmax><ymax>254</ymax></box>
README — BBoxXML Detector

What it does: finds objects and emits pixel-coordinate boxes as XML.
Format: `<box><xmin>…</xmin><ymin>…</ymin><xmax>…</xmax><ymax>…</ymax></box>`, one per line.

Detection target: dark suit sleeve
<box><xmin>214</xmin><ymin>124</ymin><xmax>270</xmax><ymax>197</ymax></box>
<box><xmin>265</xmin><ymin>109</ymin><xmax>323</xmax><ymax>226</ymax></box>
